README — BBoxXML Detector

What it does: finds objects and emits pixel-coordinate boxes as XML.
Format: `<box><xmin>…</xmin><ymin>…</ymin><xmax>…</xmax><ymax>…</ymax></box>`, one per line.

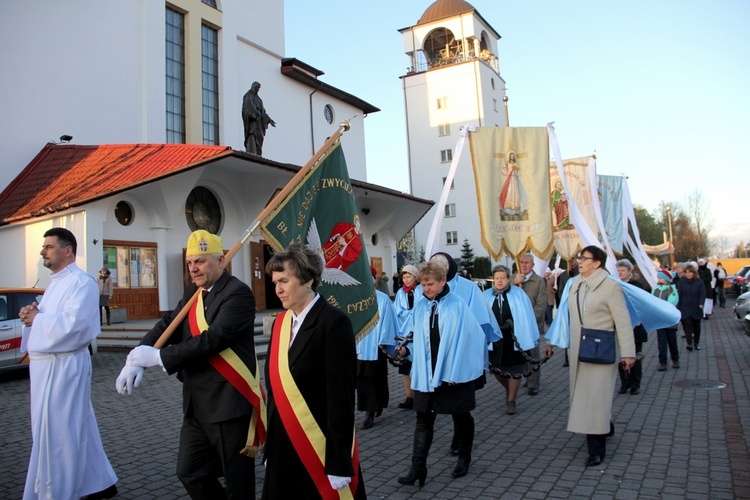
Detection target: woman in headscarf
<box><xmin>482</xmin><ymin>265</ymin><xmax>538</xmax><ymax>415</ymax></box>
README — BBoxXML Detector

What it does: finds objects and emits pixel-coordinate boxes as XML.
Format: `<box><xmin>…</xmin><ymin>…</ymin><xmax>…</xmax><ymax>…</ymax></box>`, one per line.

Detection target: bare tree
<box><xmin>684</xmin><ymin>189</ymin><xmax>714</xmax><ymax>255</ymax></box>
<box><xmin>711</xmin><ymin>235</ymin><xmax>730</xmax><ymax>259</ymax></box>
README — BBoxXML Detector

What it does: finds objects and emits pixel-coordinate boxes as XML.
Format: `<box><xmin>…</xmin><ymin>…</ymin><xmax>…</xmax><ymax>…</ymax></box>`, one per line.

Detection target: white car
<box><xmin>0</xmin><ymin>288</ymin><xmax>97</xmax><ymax>373</ymax></box>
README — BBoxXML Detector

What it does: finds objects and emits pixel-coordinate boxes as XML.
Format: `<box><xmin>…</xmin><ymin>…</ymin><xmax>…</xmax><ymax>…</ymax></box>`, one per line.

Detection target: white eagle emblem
<box><xmin>306</xmin><ymin>218</ymin><xmax>361</xmax><ymax>286</ymax></box>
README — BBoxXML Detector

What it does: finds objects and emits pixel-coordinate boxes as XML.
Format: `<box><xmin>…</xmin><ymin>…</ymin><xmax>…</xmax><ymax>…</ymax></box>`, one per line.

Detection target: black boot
<box><xmin>362</xmin><ymin>412</ymin><xmax>375</xmax><ymax>429</ymax></box>
<box><xmin>398</xmin><ymin>416</ymin><xmax>432</xmax><ymax>487</ymax></box>
<box><xmin>452</xmin><ymin>412</ymin><xmax>474</xmax><ymax>478</ymax></box>
<box><xmin>452</xmin><ymin>456</ymin><xmax>471</xmax><ymax>478</ymax></box>
<box><xmin>398</xmin><ymin>397</ymin><xmax>413</xmax><ymax>409</ymax></box>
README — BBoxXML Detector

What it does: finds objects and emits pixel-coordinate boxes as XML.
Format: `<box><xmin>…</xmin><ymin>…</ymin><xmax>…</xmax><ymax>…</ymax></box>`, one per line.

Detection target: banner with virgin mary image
<box><xmin>549</xmin><ymin>156</ymin><xmax>599</xmax><ymax>260</ymax></box>
<box><xmin>468</xmin><ymin>127</ymin><xmax>553</xmax><ymax>260</ymax></box>
<box><xmin>596</xmin><ymin>174</ymin><xmax>624</xmax><ymax>254</ymax></box>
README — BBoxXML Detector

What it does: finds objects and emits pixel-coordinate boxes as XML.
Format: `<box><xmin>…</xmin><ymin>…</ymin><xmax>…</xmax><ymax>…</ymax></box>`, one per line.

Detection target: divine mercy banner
<box><xmin>468</xmin><ymin>127</ymin><xmax>552</xmax><ymax>260</ymax></box>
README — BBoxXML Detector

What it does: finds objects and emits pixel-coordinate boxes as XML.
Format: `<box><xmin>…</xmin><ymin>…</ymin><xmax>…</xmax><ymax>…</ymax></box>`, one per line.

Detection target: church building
<box><xmin>0</xmin><ymin>1</ymin><xmax>431</xmax><ymax>318</ymax></box>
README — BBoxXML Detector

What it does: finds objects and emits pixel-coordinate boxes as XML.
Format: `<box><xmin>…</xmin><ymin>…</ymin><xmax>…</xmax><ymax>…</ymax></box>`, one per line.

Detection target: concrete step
<box><xmin>98</xmin><ymin>320</ymin><xmax>271</xmax><ymax>359</ymax></box>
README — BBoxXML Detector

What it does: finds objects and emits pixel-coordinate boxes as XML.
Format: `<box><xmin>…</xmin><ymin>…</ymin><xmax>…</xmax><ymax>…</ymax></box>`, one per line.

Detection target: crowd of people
<box><xmin>19</xmin><ymin>227</ymin><xmax>721</xmax><ymax>498</ymax></box>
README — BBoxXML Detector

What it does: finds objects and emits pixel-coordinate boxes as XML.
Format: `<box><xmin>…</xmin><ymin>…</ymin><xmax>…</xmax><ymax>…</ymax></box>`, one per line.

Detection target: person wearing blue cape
<box><xmin>543</xmin><ymin>245</ymin><xmax>680</xmax><ymax>467</ymax></box>
<box><xmin>357</xmin><ymin>266</ymin><xmax>398</xmax><ymax>429</ymax></box>
<box><xmin>426</xmin><ymin>252</ymin><xmax>500</xmax><ymax>455</ymax></box>
<box><xmin>397</xmin><ymin>262</ymin><xmax>487</xmax><ymax>486</ymax></box>
<box><xmin>483</xmin><ymin>265</ymin><xmax>539</xmax><ymax>415</ymax></box>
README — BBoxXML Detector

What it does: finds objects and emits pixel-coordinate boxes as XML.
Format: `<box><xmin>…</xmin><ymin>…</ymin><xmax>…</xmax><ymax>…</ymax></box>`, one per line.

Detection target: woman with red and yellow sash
<box><xmin>262</xmin><ymin>243</ymin><xmax>366</xmax><ymax>499</ymax></box>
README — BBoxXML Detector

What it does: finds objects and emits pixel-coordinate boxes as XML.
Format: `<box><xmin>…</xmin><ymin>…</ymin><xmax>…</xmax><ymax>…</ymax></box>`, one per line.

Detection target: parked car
<box><xmin>731</xmin><ymin>266</ymin><xmax>750</xmax><ymax>295</ymax></box>
<box><xmin>0</xmin><ymin>288</ymin><xmax>97</xmax><ymax>373</ymax></box>
<box><xmin>734</xmin><ymin>290</ymin><xmax>750</xmax><ymax>320</ymax></box>
<box><xmin>745</xmin><ymin>312</ymin><xmax>750</xmax><ymax>337</ymax></box>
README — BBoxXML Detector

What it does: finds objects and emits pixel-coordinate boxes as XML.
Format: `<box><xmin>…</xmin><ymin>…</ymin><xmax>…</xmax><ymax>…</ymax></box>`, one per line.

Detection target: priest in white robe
<box><xmin>19</xmin><ymin>227</ymin><xmax>117</xmax><ymax>500</ymax></box>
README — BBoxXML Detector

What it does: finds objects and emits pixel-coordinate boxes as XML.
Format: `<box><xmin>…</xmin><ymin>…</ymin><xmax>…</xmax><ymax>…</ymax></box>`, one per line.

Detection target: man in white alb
<box><xmin>19</xmin><ymin>227</ymin><xmax>117</xmax><ymax>500</ymax></box>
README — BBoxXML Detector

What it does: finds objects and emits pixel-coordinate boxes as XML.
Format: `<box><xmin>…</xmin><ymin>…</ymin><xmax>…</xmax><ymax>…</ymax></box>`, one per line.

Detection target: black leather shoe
<box><xmin>562</xmin><ymin>360</ymin><xmax>569</xmax><ymax>367</ymax></box>
<box><xmin>449</xmin><ymin>447</ymin><xmax>460</xmax><ymax>456</ymax></box>
<box><xmin>376</xmin><ymin>408</ymin><xmax>383</xmax><ymax>417</ymax></box>
<box><xmin>617</xmin><ymin>386</ymin><xmax>628</xmax><ymax>395</ymax></box>
<box><xmin>686</xmin><ymin>344</ymin><xmax>693</xmax><ymax>351</ymax></box>
<box><xmin>630</xmin><ymin>388</ymin><xmax>640</xmax><ymax>395</ymax></box>
<box><xmin>585</xmin><ymin>455</ymin><xmax>602</xmax><ymax>467</ymax></box>
<box><xmin>527</xmin><ymin>388</ymin><xmax>539</xmax><ymax>396</ymax></box>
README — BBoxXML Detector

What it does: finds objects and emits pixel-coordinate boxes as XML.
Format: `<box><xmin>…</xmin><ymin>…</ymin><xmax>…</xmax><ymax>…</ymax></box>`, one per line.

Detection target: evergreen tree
<box><xmin>459</xmin><ymin>239</ymin><xmax>475</xmax><ymax>275</ymax></box>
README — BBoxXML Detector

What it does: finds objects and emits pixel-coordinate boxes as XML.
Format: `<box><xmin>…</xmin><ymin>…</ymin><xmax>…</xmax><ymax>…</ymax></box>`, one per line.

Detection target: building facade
<box><xmin>0</xmin><ymin>0</ymin><xmax>431</xmax><ymax>317</ymax></box>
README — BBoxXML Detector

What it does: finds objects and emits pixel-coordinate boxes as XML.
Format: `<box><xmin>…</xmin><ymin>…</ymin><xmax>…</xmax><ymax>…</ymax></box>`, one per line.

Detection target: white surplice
<box><xmin>21</xmin><ymin>263</ymin><xmax>117</xmax><ymax>499</ymax></box>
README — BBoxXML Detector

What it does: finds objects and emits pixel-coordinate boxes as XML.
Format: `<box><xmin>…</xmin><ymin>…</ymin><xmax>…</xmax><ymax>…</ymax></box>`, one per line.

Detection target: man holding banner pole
<box><xmin>116</xmin><ymin>230</ymin><xmax>262</xmax><ymax>500</ymax></box>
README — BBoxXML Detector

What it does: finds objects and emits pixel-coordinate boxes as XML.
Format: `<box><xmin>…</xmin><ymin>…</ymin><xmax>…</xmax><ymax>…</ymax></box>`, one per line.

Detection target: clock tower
<box><xmin>400</xmin><ymin>0</ymin><xmax>508</xmax><ymax>263</ymax></box>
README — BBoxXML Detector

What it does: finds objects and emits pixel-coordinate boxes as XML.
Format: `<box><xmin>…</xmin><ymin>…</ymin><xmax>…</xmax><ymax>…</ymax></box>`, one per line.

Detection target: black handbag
<box><xmin>577</xmin><ymin>287</ymin><xmax>616</xmax><ymax>364</ymax></box>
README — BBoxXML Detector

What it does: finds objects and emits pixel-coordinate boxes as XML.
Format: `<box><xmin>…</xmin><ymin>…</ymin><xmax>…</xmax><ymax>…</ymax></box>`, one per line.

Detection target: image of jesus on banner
<box><xmin>499</xmin><ymin>150</ymin><xmax>529</xmax><ymax>220</ymax></box>
<box><xmin>322</xmin><ymin>215</ymin><xmax>363</xmax><ymax>271</ymax></box>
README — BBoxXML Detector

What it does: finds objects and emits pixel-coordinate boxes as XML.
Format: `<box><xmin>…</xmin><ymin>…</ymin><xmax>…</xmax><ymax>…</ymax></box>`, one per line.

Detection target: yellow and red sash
<box><xmin>188</xmin><ymin>290</ymin><xmax>267</xmax><ymax>456</ymax></box>
<box><xmin>268</xmin><ymin>311</ymin><xmax>360</xmax><ymax>499</ymax></box>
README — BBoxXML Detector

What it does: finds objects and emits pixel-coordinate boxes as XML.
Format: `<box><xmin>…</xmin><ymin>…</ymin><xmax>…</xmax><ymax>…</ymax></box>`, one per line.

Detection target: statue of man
<box><xmin>242</xmin><ymin>81</ymin><xmax>276</xmax><ymax>156</ymax></box>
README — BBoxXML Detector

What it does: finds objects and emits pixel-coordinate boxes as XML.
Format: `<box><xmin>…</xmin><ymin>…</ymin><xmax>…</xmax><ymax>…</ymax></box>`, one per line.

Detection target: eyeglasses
<box><xmin>576</xmin><ymin>255</ymin><xmax>594</xmax><ymax>261</ymax></box>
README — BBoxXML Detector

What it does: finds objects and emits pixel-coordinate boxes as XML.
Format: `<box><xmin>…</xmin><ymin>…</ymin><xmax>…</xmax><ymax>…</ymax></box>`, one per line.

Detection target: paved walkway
<box><xmin>1</xmin><ymin>301</ymin><xmax>748</xmax><ymax>498</ymax></box>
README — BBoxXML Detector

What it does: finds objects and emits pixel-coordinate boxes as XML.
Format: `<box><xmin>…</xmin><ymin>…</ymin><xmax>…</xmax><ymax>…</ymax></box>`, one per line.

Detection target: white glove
<box><xmin>127</xmin><ymin>345</ymin><xmax>163</xmax><ymax>368</ymax></box>
<box><xmin>116</xmin><ymin>365</ymin><xmax>144</xmax><ymax>395</ymax></box>
<box><xmin>327</xmin><ymin>475</ymin><xmax>351</xmax><ymax>490</ymax></box>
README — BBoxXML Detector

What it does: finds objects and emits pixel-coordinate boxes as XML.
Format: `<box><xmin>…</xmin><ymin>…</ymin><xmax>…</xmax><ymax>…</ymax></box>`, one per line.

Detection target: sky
<box><xmin>285</xmin><ymin>0</ymin><xmax>750</xmax><ymax>254</ymax></box>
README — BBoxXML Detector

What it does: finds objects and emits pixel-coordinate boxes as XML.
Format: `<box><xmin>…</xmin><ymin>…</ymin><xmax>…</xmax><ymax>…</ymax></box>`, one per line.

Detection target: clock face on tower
<box><xmin>185</xmin><ymin>186</ymin><xmax>222</xmax><ymax>233</ymax></box>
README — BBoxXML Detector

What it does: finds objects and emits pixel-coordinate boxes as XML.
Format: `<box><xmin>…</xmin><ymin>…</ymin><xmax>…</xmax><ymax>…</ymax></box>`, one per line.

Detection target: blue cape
<box><xmin>547</xmin><ymin>275</ymin><xmax>682</xmax><ymax>349</ymax></box>
<box><xmin>415</xmin><ymin>275</ymin><xmax>501</xmax><ymax>343</ymax></box>
<box><xmin>482</xmin><ymin>286</ymin><xmax>539</xmax><ymax>351</ymax></box>
<box><xmin>357</xmin><ymin>290</ymin><xmax>398</xmax><ymax>360</ymax></box>
<box><xmin>409</xmin><ymin>292</ymin><xmax>486</xmax><ymax>392</ymax></box>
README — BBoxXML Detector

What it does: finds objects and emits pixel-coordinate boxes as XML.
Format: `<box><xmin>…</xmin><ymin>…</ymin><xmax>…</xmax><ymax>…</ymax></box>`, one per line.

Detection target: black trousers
<box><xmin>682</xmin><ymin>317</ymin><xmax>702</xmax><ymax>346</ymax></box>
<box><xmin>417</xmin><ymin>410</ymin><xmax>475</xmax><ymax>459</ymax></box>
<box><xmin>657</xmin><ymin>328</ymin><xmax>679</xmax><ymax>363</ymax></box>
<box><xmin>176</xmin><ymin>413</ymin><xmax>255</xmax><ymax>500</ymax></box>
<box><xmin>618</xmin><ymin>341</ymin><xmax>643</xmax><ymax>390</ymax></box>
<box><xmin>586</xmin><ymin>433</ymin><xmax>606</xmax><ymax>458</ymax></box>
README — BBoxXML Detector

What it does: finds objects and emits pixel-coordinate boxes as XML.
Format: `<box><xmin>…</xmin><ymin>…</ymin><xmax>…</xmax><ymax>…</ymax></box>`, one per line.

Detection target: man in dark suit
<box><xmin>262</xmin><ymin>243</ymin><xmax>366</xmax><ymax>499</ymax></box>
<box><xmin>116</xmin><ymin>230</ymin><xmax>260</xmax><ymax>500</ymax></box>
<box><xmin>512</xmin><ymin>253</ymin><xmax>547</xmax><ymax>395</ymax></box>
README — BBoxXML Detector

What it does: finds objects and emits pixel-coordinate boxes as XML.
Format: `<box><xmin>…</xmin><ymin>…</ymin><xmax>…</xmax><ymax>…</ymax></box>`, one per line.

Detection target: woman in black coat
<box><xmin>676</xmin><ymin>263</ymin><xmax>706</xmax><ymax>351</ymax></box>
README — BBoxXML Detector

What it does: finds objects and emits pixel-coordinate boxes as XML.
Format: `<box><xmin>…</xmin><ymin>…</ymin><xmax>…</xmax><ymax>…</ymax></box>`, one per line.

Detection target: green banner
<box><xmin>260</xmin><ymin>142</ymin><xmax>377</xmax><ymax>340</ymax></box>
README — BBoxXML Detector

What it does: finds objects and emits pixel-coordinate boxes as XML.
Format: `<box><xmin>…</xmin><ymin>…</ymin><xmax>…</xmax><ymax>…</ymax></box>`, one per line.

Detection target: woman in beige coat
<box><xmin>544</xmin><ymin>246</ymin><xmax>635</xmax><ymax>467</ymax></box>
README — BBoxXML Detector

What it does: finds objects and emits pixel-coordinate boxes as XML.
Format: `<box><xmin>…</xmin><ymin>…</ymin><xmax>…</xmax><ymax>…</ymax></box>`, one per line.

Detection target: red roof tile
<box><xmin>0</xmin><ymin>143</ymin><xmax>232</xmax><ymax>225</ymax></box>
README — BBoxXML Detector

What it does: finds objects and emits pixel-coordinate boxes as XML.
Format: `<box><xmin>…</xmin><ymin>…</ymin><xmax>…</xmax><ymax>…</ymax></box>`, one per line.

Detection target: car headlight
<box><xmin>738</xmin><ymin>298</ymin><xmax>747</xmax><ymax>306</ymax></box>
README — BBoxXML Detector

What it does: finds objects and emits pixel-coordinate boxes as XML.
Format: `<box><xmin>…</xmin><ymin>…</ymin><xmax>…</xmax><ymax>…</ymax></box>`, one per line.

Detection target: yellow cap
<box><xmin>186</xmin><ymin>230</ymin><xmax>223</xmax><ymax>256</ymax></box>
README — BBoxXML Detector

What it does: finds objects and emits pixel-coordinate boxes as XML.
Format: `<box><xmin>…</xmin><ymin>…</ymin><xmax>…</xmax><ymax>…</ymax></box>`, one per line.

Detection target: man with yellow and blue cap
<box><xmin>116</xmin><ymin>230</ymin><xmax>263</xmax><ymax>499</ymax></box>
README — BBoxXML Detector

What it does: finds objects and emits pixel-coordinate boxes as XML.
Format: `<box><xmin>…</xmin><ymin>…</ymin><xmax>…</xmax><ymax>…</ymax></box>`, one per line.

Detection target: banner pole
<box><xmin>153</xmin><ymin>121</ymin><xmax>351</xmax><ymax>348</ymax></box>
